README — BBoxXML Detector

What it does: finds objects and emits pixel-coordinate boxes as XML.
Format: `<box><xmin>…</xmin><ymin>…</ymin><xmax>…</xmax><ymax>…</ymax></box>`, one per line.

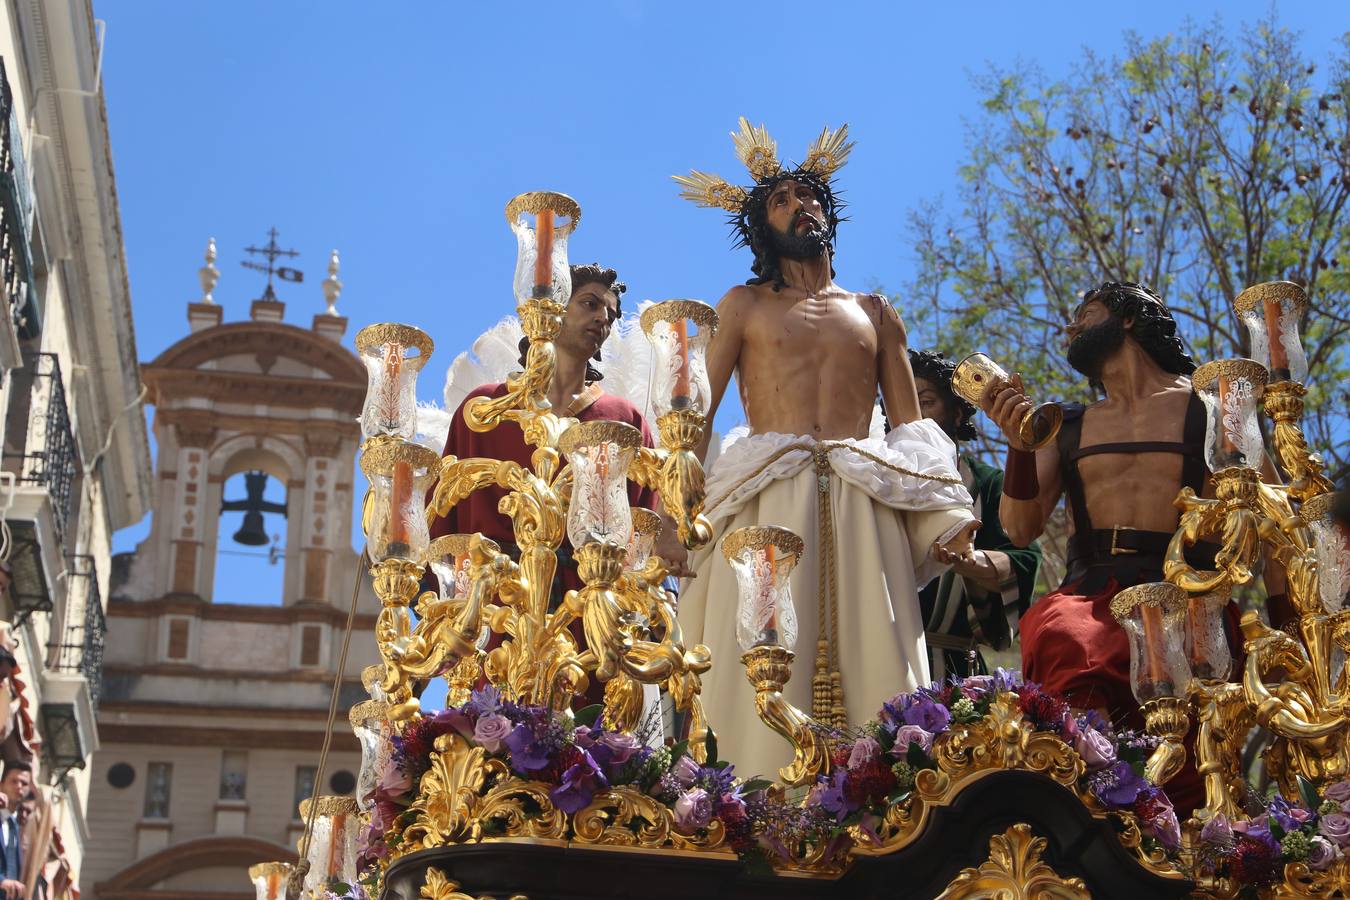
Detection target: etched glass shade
<box><xmin>1111</xmin><ymin>583</ymin><xmax>1193</xmax><ymax>702</ymax></box>
<box><xmin>627</xmin><ymin>508</ymin><xmax>662</xmax><ymax>569</ymax></box>
<box><xmin>360</xmin><ymin>441</ymin><xmax>440</xmax><ymax>562</ymax></box>
<box><xmin>349</xmin><ymin>699</ymin><xmax>389</xmax><ymax>812</ymax></box>
<box><xmin>1304</xmin><ymin>493</ymin><xmax>1350</xmax><ymax>612</ymax></box>
<box><xmin>722</xmin><ymin>525</ymin><xmax>804</xmax><ymax>652</ymax></box>
<box><xmin>506</xmin><ymin>192</ymin><xmax>580</xmax><ymax>305</ymax></box>
<box><xmin>427</xmin><ymin>534</ymin><xmax>474</xmax><ymax>601</ymax></box>
<box><xmin>640</xmin><ymin>300</ymin><xmax>719</xmax><ymax>416</ymax></box>
<box><xmin>1184</xmin><ymin>579</ymin><xmax>1233</xmax><ymax>682</ymax></box>
<box><xmin>248</xmin><ymin>862</ymin><xmax>291</xmax><ymax>900</ymax></box>
<box><xmin>1234</xmin><ymin>281</ymin><xmax>1309</xmax><ymax>384</ymax></box>
<box><xmin>355</xmin><ymin>324</ymin><xmax>433</xmax><ymax>441</ymax></box>
<box><xmin>1192</xmin><ymin>359</ymin><xmax>1268</xmax><ymax>472</ymax></box>
<box><xmin>297</xmin><ymin>797</ymin><xmax>361</xmax><ymax>892</ymax></box>
<box><xmin>559</xmin><ymin>420</ymin><xmax>641</xmax><ymax>549</ymax></box>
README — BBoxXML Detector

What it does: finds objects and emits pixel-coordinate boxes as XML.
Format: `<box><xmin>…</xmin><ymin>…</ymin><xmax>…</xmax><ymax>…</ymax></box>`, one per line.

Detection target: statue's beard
<box><xmin>1066</xmin><ymin>315</ymin><xmax>1126</xmax><ymax>382</ymax></box>
<box><xmin>768</xmin><ymin>218</ymin><xmax>830</xmax><ymax>261</ymax></box>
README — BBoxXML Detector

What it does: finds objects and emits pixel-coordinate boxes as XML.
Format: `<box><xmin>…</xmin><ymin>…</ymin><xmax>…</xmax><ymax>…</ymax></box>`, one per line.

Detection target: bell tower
<box><xmin>118</xmin><ymin>236</ymin><xmax>366</xmax><ymax>605</ymax></box>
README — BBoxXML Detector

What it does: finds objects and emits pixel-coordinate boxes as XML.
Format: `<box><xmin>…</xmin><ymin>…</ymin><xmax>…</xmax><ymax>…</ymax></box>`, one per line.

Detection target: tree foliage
<box><xmin>907</xmin><ymin>16</ymin><xmax>1350</xmax><ymax>489</ymax></box>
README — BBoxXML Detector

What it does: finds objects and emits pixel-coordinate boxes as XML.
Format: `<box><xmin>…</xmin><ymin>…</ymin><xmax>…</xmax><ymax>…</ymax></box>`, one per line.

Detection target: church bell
<box><xmin>220</xmin><ymin>471</ymin><xmax>288</xmax><ymax>546</ymax></box>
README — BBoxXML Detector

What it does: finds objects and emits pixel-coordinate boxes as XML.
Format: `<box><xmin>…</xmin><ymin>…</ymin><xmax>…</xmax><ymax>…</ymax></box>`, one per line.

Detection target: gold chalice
<box><xmin>952</xmin><ymin>352</ymin><xmax>1063</xmax><ymax>450</ymax></box>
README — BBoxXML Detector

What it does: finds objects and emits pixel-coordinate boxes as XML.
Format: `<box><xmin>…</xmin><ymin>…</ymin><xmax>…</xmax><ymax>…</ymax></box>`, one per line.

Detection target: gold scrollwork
<box><xmin>936</xmin><ymin>823</ymin><xmax>1089</xmax><ymax>899</ymax></box>
<box><xmin>503</xmin><ymin>191</ymin><xmax>581</xmax><ymax>235</ymax></box>
<box><xmin>1232</xmin><ymin>280</ymin><xmax>1307</xmax><ymax>316</ymax></box>
<box><xmin>1190</xmin><ymin>357</ymin><xmax>1270</xmax><ymax>393</ymax></box>
<box><xmin>354</xmin><ymin>322</ymin><xmax>435</xmax><ymax>368</ymax></box>
<box><xmin>421</xmin><ymin>866</ymin><xmax>529</xmax><ymax>900</ymax></box>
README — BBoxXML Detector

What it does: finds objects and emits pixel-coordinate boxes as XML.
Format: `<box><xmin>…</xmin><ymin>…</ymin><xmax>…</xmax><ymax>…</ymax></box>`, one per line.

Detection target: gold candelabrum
<box><xmin>1110</xmin><ymin>281</ymin><xmax>1350</xmax><ymax>830</ymax></box>
<box><xmin>356</xmin><ymin>192</ymin><xmax>732</xmax><ymax>764</ymax></box>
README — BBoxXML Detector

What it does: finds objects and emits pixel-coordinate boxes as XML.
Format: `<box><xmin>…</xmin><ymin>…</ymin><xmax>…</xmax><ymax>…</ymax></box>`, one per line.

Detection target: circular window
<box><xmin>107</xmin><ymin>762</ymin><xmax>136</xmax><ymax>789</ymax></box>
<box><xmin>329</xmin><ymin>769</ymin><xmax>356</xmax><ymax>795</ymax></box>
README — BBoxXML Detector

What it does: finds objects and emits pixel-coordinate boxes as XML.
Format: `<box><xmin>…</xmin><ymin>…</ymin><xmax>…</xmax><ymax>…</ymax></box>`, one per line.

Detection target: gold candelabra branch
<box><xmin>1264</xmin><ymin>380</ymin><xmax>1335</xmax><ymax>503</ymax></box>
<box><xmin>1141</xmin><ymin>697</ymin><xmax>1190</xmax><ymax>787</ymax></box>
<box><xmin>741</xmin><ymin>644</ymin><xmax>833</xmax><ymax>786</ymax></box>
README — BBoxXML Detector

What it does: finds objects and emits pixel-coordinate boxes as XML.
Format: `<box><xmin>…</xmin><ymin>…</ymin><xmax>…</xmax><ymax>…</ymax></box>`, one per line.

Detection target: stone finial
<box><xmin>322</xmin><ymin>249</ymin><xmax>342</xmax><ymax>316</ymax></box>
<box><xmin>198</xmin><ymin>237</ymin><xmax>220</xmax><ymax>304</ymax></box>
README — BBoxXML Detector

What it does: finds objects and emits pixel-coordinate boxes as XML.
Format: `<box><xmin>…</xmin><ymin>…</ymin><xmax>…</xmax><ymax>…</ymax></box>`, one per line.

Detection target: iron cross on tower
<box><xmin>242</xmin><ymin>227</ymin><xmax>304</xmax><ymax>301</ymax></box>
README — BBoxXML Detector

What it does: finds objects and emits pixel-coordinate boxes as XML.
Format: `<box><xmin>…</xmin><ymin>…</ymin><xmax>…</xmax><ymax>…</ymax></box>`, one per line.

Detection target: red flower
<box><xmin>831</xmin><ymin>747</ymin><xmax>852</xmax><ymax>769</ymax></box>
<box><xmin>1018</xmin><ymin>686</ymin><xmax>1069</xmax><ymax>731</ymax></box>
<box><xmin>1228</xmin><ymin>835</ymin><xmax>1282</xmax><ymax>885</ymax></box>
<box><xmin>843</xmin><ymin>759</ymin><xmax>898</xmax><ymax>806</ymax></box>
<box><xmin>539</xmin><ymin>744</ymin><xmax>584</xmax><ymax>785</ymax></box>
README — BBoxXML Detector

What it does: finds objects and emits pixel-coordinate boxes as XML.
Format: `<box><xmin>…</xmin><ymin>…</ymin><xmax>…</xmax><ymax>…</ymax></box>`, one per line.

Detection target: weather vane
<box><xmin>242</xmin><ymin>227</ymin><xmax>303</xmax><ymax>301</ymax></box>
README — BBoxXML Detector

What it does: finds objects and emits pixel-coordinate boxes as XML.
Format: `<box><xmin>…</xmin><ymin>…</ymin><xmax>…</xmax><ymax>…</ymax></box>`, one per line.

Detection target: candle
<box><xmin>389</xmin><ymin>460</ymin><xmax>413</xmax><ymax>556</ymax></box>
<box><xmin>267</xmin><ymin>873</ymin><xmax>280</xmax><ymax>900</ymax></box>
<box><xmin>532</xmin><ymin>209</ymin><xmax>555</xmax><ymax>298</ymax></box>
<box><xmin>1185</xmin><ymin>599</ymin><xmax>1208</xmax><ymax>673</ymax></box>
<box><xmin>1217</xmin><ymin>375</ymin><xmax>1242</xmax><ymax>465</ymax></box>
<box><xmin>764</xmin><ymin>544</ymin><xmax>777</xmax><ymax>639</ymax></box>
<box><xmin>326</xmin><ymin>810</ymin><xmax>344</xmax><ymax>878</ymax></box>
<box><xmin>1263</xmin><ymin>299</ymin><xmax>1290</xmax><ymax>379</ymax></box>
<box><xmin>672</xmin><ymin>319</ymin><xmax>692</xmax><ymax>407</ymax></box>
<box><xmin>1139</xmin><ymin>603</ymin><xmax>1171</xmax><ymax>692</ymax></box>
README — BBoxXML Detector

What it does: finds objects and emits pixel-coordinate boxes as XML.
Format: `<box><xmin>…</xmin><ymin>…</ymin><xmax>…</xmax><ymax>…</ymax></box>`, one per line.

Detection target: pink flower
<box><xmin>375</xmin><ymin>763</ymin><xmax>411</xmax><ymax>798</ymax></box>
<box><xmin>472</xmin><ymin>713</ymin><xmax>513</xmax><ymax>752</ymax></box>
<box><xmin>1321</xmin><ymin>811</ymin><xmax>1350</xmax><ymax>847</ymax></box>
<box><xmin>893</xmin><ymin>725</ymin><xmax>934</xmax><ymax>754</ymax></box>
<box><xmin>598</xmin><ymin>731</ymin><xmax>642</xmax><ymax>765</ymax></box>
<box><xmin>848</xmin><ymin>737</ymin><xmax>882</xmax><ymax>770</ymax></box>
<box><xmin>1074</xmin><ymin>727</ymin><xmax>1117</xmax><ymax>771</ymax></box>
<box><xmin>674</xmin><ymin>788</ymin><xmax>712</xmax><ymax>830</ymax></box>
<box><xmin>1310</xmin><ymin>836</ymin><xmax>1339</xmax><ymax>870</ymax></box>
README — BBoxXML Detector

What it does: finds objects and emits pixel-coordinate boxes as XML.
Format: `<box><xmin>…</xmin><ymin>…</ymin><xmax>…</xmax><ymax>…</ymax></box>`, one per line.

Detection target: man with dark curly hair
<box><xmin>980</xmin><ymin>281</ymin><xmax>1267</xmax><ymax>810</ymax></box>
<box><xmin>909</xmin><ymin>349</ymin><xmax>1041</xmax><ymax>679</ymax></box>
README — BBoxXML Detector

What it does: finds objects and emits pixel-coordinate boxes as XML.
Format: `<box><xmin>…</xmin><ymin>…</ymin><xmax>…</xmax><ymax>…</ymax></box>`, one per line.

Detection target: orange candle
<box><xmin>1263</xmin><ymin>299</ymin><xmax>1290</xmax><ymax>376</ymax></box>
<box><xmin>267</xmin><ymin>873</ymin><xmax>280</xmax><ymax>900</ymax></box>
<box><xmin>673</xmin><ymin>319</ymin><xmax>692</xmax><ymax>403</ymax></box>
<box><xmin>1140</xmin><ymin>603</ymin><xmax>1170</xmax><ymax>688</ymax></box>
<box><xmin>533</xmin><ymin>209</ymin><xmax>555</xmax><ymax>297</ymax></box>
<box><xmin>327</xmin><ymin>811</ymin><xmax>344</xmax><ymax>876</ymax></box>
<box><xmin>389</xmin><ymin>460</ymin><xmax>413</xmax><ymax>552</ymax></box>
<box><xmin>1185</xmin><ymin>600</ymin><xmax>1207</xmax><ymax>670</ymax></box>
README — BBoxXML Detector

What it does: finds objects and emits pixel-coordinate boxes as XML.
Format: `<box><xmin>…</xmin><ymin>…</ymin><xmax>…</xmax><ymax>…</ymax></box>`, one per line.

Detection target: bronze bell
<box><xmin>221</xmin><ymin>471</ymin><xmax>287</xmax><ymax>546</ymax></box>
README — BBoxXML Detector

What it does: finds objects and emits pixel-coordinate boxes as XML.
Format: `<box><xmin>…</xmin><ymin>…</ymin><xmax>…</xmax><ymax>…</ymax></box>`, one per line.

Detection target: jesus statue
<box><xmin>674</xmin><ymin>120</ymin><xmax>979</xmax><ymax>778</ymax></box>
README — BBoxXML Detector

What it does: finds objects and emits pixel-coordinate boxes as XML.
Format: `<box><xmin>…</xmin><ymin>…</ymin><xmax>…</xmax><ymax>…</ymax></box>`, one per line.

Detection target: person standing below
<box><xmin>0</xmin><ymin>760</ymin><xmax>31</xmax><ymax>899</ymax></box>
<box><xmin>909</xmin><ymin>349</ymin><xmax>1041</xmax><ymax>680</ymax></box>
<box><xmin>674</xmin><ymin>121</ymin><xmax>977</xmax><ymax>778</ymax></box>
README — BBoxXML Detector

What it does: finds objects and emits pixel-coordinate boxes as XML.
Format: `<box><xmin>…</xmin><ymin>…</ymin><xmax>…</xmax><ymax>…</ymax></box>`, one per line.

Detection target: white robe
<box><xmin>678</xmin><ymin>420</ymin><xmax>975</xmax><ymax>780</ymax></box>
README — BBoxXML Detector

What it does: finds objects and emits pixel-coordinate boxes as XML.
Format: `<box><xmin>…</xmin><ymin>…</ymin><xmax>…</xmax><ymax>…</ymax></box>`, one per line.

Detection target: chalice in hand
<box><xmin>952</xmin><ymin>352</ymin><xmax>1063</xmax><ymax>450</ymax></box>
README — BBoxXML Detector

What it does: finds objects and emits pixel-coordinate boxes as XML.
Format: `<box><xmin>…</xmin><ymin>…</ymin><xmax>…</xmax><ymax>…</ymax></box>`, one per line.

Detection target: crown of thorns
<box><xmin>673</xmin><ymin>118</ymin><xmax>854</xmax><ymax>245</ymax></box>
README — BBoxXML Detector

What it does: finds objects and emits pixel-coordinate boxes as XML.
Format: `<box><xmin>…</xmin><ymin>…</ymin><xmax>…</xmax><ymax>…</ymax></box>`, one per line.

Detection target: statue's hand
<box><xmin>980</xmin><ymin>374</ymin><xmax>1034</xmax><ymax>452</ymax></box>
<box><xmin>932</xmin><ymin>519</ymin><xmax>982</xmax><ymax>565</ymax></box>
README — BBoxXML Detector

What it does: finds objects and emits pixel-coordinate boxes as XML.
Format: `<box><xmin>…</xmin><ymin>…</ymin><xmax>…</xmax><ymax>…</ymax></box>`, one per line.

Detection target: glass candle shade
<box><xmin>505</xmin><ymin>192</ymin><xmax>581</xmax><ymax>305</ymax></box>
<box><xmin>1183</xmin><ymin>578</ymin><xmax>1233</xmax><ymax>681</ymax></box>
<box><xmin>722</xmin><ymin>525</ymin><xmax>804</xmax><ymax>652</ymax></box>
<box><xmin>1234</xmin><ymin>281</ymin><xmax>1309</xmax><ymax>385</ymax></box>
<box><xmin>297</xmin><ymin>796</ymin><xmax>361</xmax><ymax>892</ymax></box>
<box><xmin>952</xmin><ymin>352</ymin><xmax>1063</xmax><ymax>450</ymax></box>
<box><xmin>1111</xmin><ymin>582</ymin><xmax>1193</xmax><ymax>702</ymax></box>
<box><xmin>355</xmin><ymin>323</ymin><xmax>434</xmax><ymax>441</ymax></box>
<box><xmin>348</xmin><ymin>699</ymin><xmax>389</xmax><ymax>812</ymax></box>
<box><xmin>361</xmin><ymin>664</ymin><xmax>386</xmax><ymax>702</ymax></box>
<box><xmin>248</xmin><ymin>862</ymin><xmax>291</xmax><ymax>900</ymax></box>
<box><xmin>427</xmin><ymin>533</ymin><xmax>474</xmax><ymax>601</ymax></box>
<box><xmin>1304</xmin><ymin>493</ymin><xmax>1350</xmax><ymax>612</ymax></box>
<box><xmin>1192</xmin><ymin>359</ymin><xmax>1268</xmax><ymax>473</ymax></box>
<box><xmin>639</xmin><ymin>300</ymin><xmax>719</xmax><ymax>416</ymax></box>
<box><xmin>627</xmin><ymin>507</ymin><xmax>662</xmax><ymax>569</ymax></box>
<box><xmin>360</xmin><ymin>440</ymin><xmax>441</xmax><ymax>562</ymax></box>
<box><xmin>559</xmin><ymin>420</ymin><xmax>641</xmax><ymax>549</ymax></box>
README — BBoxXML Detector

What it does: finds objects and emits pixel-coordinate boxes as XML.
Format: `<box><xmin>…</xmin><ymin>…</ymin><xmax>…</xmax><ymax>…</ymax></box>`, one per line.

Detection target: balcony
<box><xmin>51</xmin><ymin>554</ymin><xmax>105</xmax><ymax>710</ymax></box>
<box><xmin>0</xmin><ymin>56</ymin><xmax>38</xmax><ymax>338</ymax></box>
<box><xmin>4</xmin><ymin>351</ymin><xmax>78</xmax><ymax>538</ymax></box>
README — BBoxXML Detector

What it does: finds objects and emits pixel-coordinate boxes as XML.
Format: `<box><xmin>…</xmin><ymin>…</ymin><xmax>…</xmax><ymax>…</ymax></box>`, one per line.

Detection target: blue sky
<box><xmin>99</xmin><ymin>2</ymin><xmax>1341</xmax><ymax>603</ymax></box>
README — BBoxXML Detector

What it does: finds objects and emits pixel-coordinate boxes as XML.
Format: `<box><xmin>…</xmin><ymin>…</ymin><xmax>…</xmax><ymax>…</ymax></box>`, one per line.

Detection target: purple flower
<box><xmin>1326</xmin><ymin>781</ymin><xmax>1350</xmax><ymax>804</ymax></box>
<box><xmin>848</xmin><ymin>737</ymin><xmax>882</xmax><ymax>770</ymax></box>
<box><xmin>962</xmin><ymin>675</ymin><xmax>995</xmax><ymax>695</ymax></box>
<box><xmin>465</xmin><ymin>685</ymin><xmax>502</xmax><ymax>718</ymax></box>
<box><xmin>893</xmin><ymin>725</ymin><xmax>934</xmax><ymax>754</ymax></box>
<box><xmin>1270</xmin><ymin>796</ymin><xmax>1311</xmax><ymax>833</ymax></box>
<box><xmin>503</xmin><ymin>723</ymin><xmax>552</xmax><ymax>773</ymax></box>
<box><xmin>550</xmin><ymin>750</ymin><xmax>607</xmax><ymax>814</ymax></box>
<box><xmin>1309</xmin><ymin>836</ymin><xmax>1339</xmax><ymax>870</ymax></box>
<box><xmin>902</xmin><ymin>696</ymin><xmax>952</xmax><ymax>734</ymax></box>
<box><xmin>1074</xmin><ymin>727</ymin><xmax>1117</xmax><ymax>771</ymax></box>
<box><xmin>813</xmin><ymin>770</ymin><xmax>856</xmax><ymax>822</ymax></box>
<box><xmin>472</xmin><ymin>714</ymin><xmax>513</xmax><ymax>752</ymax></box>
<box><xmin>1200</xmin><ymin>813</ymin><xmax>1234</xmax><ymax>848</ymax></box>
<box><xmin>672</xmin><ymin>755</ymin><xmax>700</xmax><ymax>788</ymax></box>
<box><xmin>598</xmin><ymin>731</ymin><xmax>642</xmax><ymax>765</ymax></box>
<box><xmin>1135</xmin><ymin>787</ymin><xmax>1181</xmax><ymax>852</ymax></box>
<box><xmin>1320</xmin><ymin>811</ymin><xmax>1350</xmax><ymax>847</ymax></box>
<box><xmin>570</xmin><ymin>725</ymin><xmax>596</xmax><ymax>749</ymax></box>
<box><xmin>673</xmin><ymin>787</ymin><xmax>713</xmax><ymax>830</ymax></box>
<box><xmin>1088</xmin><ymin>760</ymin><xmax>1148</xmax><ymax>809</ymax></box>
<box><xmin>992</xmin><ymin>668</ymin><xmax>1022</xmax><ymax>692</ymax></box>
<box><xmin>428</xmin><ymin>707</ymin><xmax>475</xmax><ymax>740</ymax></box>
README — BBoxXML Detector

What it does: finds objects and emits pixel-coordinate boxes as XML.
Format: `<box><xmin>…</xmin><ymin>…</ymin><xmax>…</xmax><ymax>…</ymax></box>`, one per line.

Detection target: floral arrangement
<box><xmin>809</xmin><ymin>668</ymin><xmax>1181</xmax><ymax>852</ymax></box>
<box><xmin>355</xmin><ymin>672</ymin><xmax>1180</xmax><ymax>885</ymax></box>
<box><xmin>1193</xmin><ymin>777</ymin><xmax>1350</xmax><ymax>886</ymax></box>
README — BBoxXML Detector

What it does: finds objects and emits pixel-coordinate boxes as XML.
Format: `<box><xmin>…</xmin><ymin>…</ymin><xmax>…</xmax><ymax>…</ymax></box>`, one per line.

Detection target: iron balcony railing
<box><xmin>52</xmin><ymin>555</ymin><xmax>106</xmax><ymax>711</ymax></box>
<box><xmin>0</xmin><ymin>56</ymin><xmax>37</xmax><ymax>336</ymax></box>
<box><xmin>5</xmin><ymin>352</ymin><xmax>79</xmax><ymax>539</ymax></box>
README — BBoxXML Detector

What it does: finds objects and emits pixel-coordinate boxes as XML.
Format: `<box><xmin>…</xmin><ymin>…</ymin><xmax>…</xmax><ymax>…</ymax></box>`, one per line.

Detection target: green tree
<box><xmin>906</xmin><ymin>17</ymin><xmax>1350</xmax><ymax>583</ymax></box>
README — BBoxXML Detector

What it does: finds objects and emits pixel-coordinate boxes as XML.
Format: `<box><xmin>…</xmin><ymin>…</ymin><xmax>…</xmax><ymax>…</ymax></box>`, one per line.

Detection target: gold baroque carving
<box><xmin>936</xmin><ymin>823</ymin><xmax>1089</xmax><ymax>899</ymax></box>
<box><xmin>503</xmin><ymin>191</ymin><xmax>581</xmax><ymax>235</ymax></box>
<box><xmin>1190</xmin><ymin>358</ymin><xmax>1270</xmax><ymax>392</ymax></box>
<box><xmin>421</xmin><ymin>866</ymin><xmax>529</xmax><ymax>900</ymax></box>
<box><xmin>1232</xmin><ymin>280</ymin><xmax>1307</xmax><ymax>315</ymax></box>
<box><xmin>638</xmin><ymin>299</ymin><xmax>720</xmax><ymax>335</ymax></box>
<box><xmin>721</xmin><ymin>524</ymin><xmax>804</xmax><ymax>562</ymax></box>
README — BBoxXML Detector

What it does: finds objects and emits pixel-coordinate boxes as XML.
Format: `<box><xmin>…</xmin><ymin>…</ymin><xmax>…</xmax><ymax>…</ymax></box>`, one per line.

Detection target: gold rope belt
<box><xmin>705</xmin><ymin>438</ymin><xmax>962</xmax><ymax>730</ymax></box>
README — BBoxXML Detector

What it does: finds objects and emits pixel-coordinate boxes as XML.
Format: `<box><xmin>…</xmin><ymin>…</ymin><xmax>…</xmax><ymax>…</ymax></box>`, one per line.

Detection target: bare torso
<box><xmin>732</xmin><ymin>282</ymin><xmax>885</xmax><ymax>439</ymax></box>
